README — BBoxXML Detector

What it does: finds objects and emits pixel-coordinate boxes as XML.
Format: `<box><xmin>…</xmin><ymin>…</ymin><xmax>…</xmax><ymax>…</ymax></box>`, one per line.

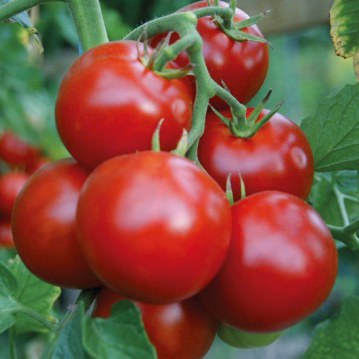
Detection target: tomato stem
<box><xmin>0</xmin><ymin>0</ymin><xmax>52</xmax><ymax>22</ymax></box>
<box><xmin>66</xmin><ymin>0</ymin><xmax>108</xmax><ymax>52</ymax></box>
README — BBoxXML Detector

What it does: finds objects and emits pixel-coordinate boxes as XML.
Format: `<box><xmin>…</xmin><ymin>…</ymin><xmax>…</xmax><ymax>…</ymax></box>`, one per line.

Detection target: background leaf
<box><xmin>83</xmin><ymin>301</ymin><xmax>156</xmax><ymax>359</ymax></box>
<box><xmin>51</xmin><ymin>304</ymin><xmax>86</xmax><ymax>359</ymax></box>
<box><xmin>8</xmin><ymin>256</ymin><xmax>61</xmax><ymax>334</ymax></box>
<box><xmin>0</xmin><ymin>0</ymin><xmax>42</xmax><ymax>49</ymax></box>
<box><xmin>302</xmin><ymin>296</ymin><xmax>359</xmax><ymax>359</ymax></box>
<box><xmin>330</xmin><ymin>0</ymin><xmax>359</xmax><ymax>58</ymax></box>
<box><xmin>300</xmin><ymin>83</ymin><xmax>359</xmax><ymax>172</ymax></box>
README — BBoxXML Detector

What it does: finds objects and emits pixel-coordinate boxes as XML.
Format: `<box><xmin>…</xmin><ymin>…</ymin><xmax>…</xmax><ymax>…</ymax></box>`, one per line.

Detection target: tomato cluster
<box><xmin>0</xmin><ymin>131</ymin><xmax>48</xmax><ymax>248</ymax></box>
<box><xmin>11</xmin><ymin>1</ymin><xmax>338</xmax><ymax>357</ymax></box>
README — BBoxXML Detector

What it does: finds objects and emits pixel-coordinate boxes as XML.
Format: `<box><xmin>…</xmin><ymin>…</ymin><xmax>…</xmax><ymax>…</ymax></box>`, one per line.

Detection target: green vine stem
<box><xmin>66</xmin><ymin>0</ymin><xmax>108</xmax><ymax>52</ymax></box>
<box><xmin>327</xmin><ymin>179</ymin><xmax>359</xmax><ymax>251</ymax></box>
<box><xmin>328</xmin><ymin>219</ymin><xmax>359</xmax><ymax>252</ymax></box>
<box><xmin>40</xmin><ymin>287</ymin><xmax>100</xmax><ymax>359</ymax></box>
<box><xmin>0</xmin><ymin>0</ymin><xmax>53</xmax><ymax>22</ymax></box>
<box><xmin>9</xmin><ymin>328</ymin><xmax>18</xmax><ymax>359</ymax></box>
<box><xmin>124</xmin><ymin>8</ymin><xmax>248</xmax><ymax>160</ymax></box>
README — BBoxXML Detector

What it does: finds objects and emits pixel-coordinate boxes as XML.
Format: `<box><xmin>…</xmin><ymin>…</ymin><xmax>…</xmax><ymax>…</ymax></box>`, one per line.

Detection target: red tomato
<box><xmin>76</xmin><ymin>151</ymin><xmax>231</xmax><ymax>303</ymax></box>
<box><xmin>0</xmin><ymin>131</ymin><xmax>40</xmax><ymax>167</ymax></box>
<box><xmin>198</xmin><ymin>191</ymin><xmax>338</xmax><ymax>332</ymax></box>
<box><xmin>55</xmin><ymin>41</ymin><xmax>193</xmax><ymax>170</ymax></box>
<box><xmin>0</xmin><ymin>220</ymin><xmax>14</xmax><ymax>248</ymax></box>
<box><xmin>25</xmin><ymin>156</ymin><xmax>51</xmax><ymax>175</ymax></box>
<box><xmin>198</xmin><ymin>109</ymin><xmax>314</xmax><ymax>200</ymax></box>
<box><xmin>12</xmin><ymin>158</ymin><xmax>101</xmax><ymax>289</ymax></box>
<box><xmin>92</xmin><ymin>287</ymin><xmax>217</xmax><ymax>359</ymax></box>
<box><xmin>150</xmin><ymin>0</ymin><xmax>269</xmax><ymax>109</ymax></box>
<box><xmin>0</xmin><ymin>172</ymin><xmax>28</xmax><ymax>217</ymax></box>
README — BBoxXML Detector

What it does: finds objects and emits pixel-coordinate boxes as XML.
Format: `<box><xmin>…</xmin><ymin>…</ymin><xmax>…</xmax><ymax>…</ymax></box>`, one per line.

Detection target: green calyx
<box><xmin>212</xmin><ymin>1</ymin><xmax>271</xmax><ymax>44</ymax></box>
<box><xmin>211</xmin><ymin>90</ymin><xmax>284</xmax><ymax>139</ymax></box>
<box><xmin>138</xmin><ymin>33</ymin><xmax>194</xmax><ymax>80</ymax></box>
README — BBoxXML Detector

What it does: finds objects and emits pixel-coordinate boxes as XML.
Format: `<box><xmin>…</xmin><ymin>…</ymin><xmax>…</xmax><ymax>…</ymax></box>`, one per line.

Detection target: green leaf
<box><xmin>0</xmin><ymin>261</ymin><xmax>19</xmax><ymax>334</ymax></box>
<box><xmin>302</xmin><ymin>296</ymin><xmax>359</xmax><ymax>359</ymax></box>
<box><xmin>83</xmin><ymin>301</ymin><xmax>156</xmax><ymax>359</ymax></box>
<box><xmin>330</xmin><ymin>0</ymin><xmax>359</xmax><ymax>58</ymax></box>
<box><xmin>300</xmin><ymin>83</ymin><xmax>359</xmax><ymax>172</ymax></box>
<box><xmin>8</xmin><ymin>256</ymin><xmax>61</xmax><ymax>334</ymax></box>
<box><xmin>309</xmin><ymin>175</ymin><xmax>344</xmax><ymax>227</ymax></box>
<box><xmin>0</xmin><ymin>260</ymin><xmax>18</xmax><ymax>296</ymax></box>
<box><xmin>52</xmin><ymin>304</ymin><xmax>86</xmax><ymax>359</ymax></box>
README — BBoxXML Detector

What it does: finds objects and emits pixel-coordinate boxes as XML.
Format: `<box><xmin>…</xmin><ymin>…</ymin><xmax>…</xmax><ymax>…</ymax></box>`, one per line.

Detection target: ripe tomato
<box><xmin>12</xmin><ymin>158</ymin><xmax>101</xmax><ymax>289</ymax></box>
<box><xmin>0</xmin><ymin>131</ymin><xmax>40</xmax><ymax>168</ymax></box>
<box><xmin>76</xmin><ymin>151</ymin><xmax>231</xmax><ymax>303</ymax></box>
<box><xmin>0</xmin><ymin>172</ymin><xmax>29</xmax><ymax>217</ymax></box>
<box><xmin>198</xmin><ymin>109</ymin><xmax>314</xmax><ymax>200</ymax></box>
<box><xmin>198</xmin><ymin>191</ymin><xmax>338</xmax><ymax>332</ymax></box>
<box><xmin>151</xmin><ymin>0</ymin><xmax>269</xmax><ymax>109</ymax></box>
<box><xmin>92</xmin><ymin>287</ymin><xmax>217</xmax><ymax>359</ymax></box>
<box><xmin>55</xmin><ymin>41</ymin><xmax>193</xmax><ymax>170</ymax></box>
<box><xmin>0</xmin><ymin>220</ymin><xmax>14</xmax><ymax>248</ymax></box>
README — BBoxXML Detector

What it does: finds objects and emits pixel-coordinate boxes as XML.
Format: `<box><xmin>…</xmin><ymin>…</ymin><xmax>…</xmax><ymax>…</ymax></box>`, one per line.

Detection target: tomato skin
<box><xmin>198</xmin><ymin>191</ymin><xmax>338</xmax><ymax>332</ymax></box>
<box><xmin>55</xmin><ymin>41</ymin><xmax>193</xmax><ymax>170</ymax></box>
<box><xmin>151</xmin><ymin>0</ymin><xmax>268</xmax><ymax>109</ymax></box>
<box><xmin>0</xmin><ymin>220</ymin><xmax>14</xmax><ymax>248</ymax></box>
<box><xmin>0</xmin><ymin>172</ymin><xmax>29</xmax><ymax>218</ymax></box>
<box><xmin>0</xmin><ymin>131</ymin><xmax>39</xmax><ymax>167</ymax></box>
<box><xmin>12</xmin><ymin>158</ymin><xmax>101</xmax><ymax>289</ymax></box>
<box><xmin>198</xmin><ymin>109</ymin><xmax>314</xmax><ymax>200</ymax></box>
<box><xmin>76</xmin><ymin>151</ymin><xmax>231</xmax><ymax>304</ymax></box>
<box><xmin>92</xmin><ymin>287</ymin><xmax>217</xmax><ymax>359</ymax></box>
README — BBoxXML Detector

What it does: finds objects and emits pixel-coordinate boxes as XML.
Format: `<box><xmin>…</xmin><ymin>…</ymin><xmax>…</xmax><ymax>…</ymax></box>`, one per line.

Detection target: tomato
<box><xmin>12</xmin><ymin>158</ymin><xmax>101</xmax><ymax>289</ymax></box>
<box><xmin>150</xmin><ymin>0</ymin><xmax>268</xmax><ymax>109</ymax></box>
<box><xmin>0</xmin><ymin>220</ymin><xmax>14</xmax><ymax>248</ymax></box>
<box><xmin>217</xmin><ymin>323</ymin><xmax>282</xmax><ymax>348</ymax></box>
<box><xmin>76</xmin><ymin>151</ymin><xmax>231</xmax><ymax>303</ymax></box>
<box><xmin>55</xmin><ymin>41</ymin><xmax>193</xmax><ymax>170</ymax></box>
<box><xmin>25</xmin><ymin>156</ymin><xmax>51</xmax><ymax>175</ymax></box>
<box><xmin>92</xmin><ymin>286</ymin><xmax>217</xmax><ymax>359</ymax></box>
<box><xmin>0</xmin><ymin>172</ymin><xmax>29</xmax><ymax>218</ymax></box>
<box><xmin>198</xmin><ymin>191</ymin><xmax>338</xmax><ymax>332</ymax></box>
<box><xmin>0</xmin><ymin>131</ymin><xmax>40</xmax><ymax>168</ymax></box>
<box><xmin>198</xmin><ymin>109</ymin><xmax>314</xmax><ymax>200</ymax></box>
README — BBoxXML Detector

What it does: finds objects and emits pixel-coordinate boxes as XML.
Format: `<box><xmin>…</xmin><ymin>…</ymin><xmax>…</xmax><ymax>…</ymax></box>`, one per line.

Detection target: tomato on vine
<box><xmin>76</xmin><ymin>151</ymin><xmax>231</xmax><ymax>304</ymax></box>
<box><xmin>55</xmin><ymin>41</ymin><xmax>194</xmax><ymax>170</ymax></box>
<box><xmin>93</xmin><ymin>286</ymin><xmax>217</xmax><ymax>359</ymax></box>
<box><xmin>150</xmin><ymin>0</ymin><xmax>269</xmax><ymax>109</ymax></box>
<box><xmin>198</xmin><ymin>191</ymin><xmax>338</xmax><ymax>332</ymax></box>
<box><xmin>198</xmin><ymin>108</ymin><xmax>314</xmax><ymax>200</ymax></box>
<box><xmin>12</xmin><ymin>158</ymin><xmax>101</xmax><ymax>289</ymax></box>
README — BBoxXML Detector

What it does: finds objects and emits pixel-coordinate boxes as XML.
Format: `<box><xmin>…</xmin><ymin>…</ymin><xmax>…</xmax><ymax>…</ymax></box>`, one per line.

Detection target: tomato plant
<box><xmin>12</xmin><ymin>158</ymin><xmax>101</xmax><ymax>289</ymax></box>
<box><xmin>150</xmin><ymin>0</ymin><xmax>269</xmax><ymax>109</ymax></box>
<box><xmin>92</xmin><ymin>286</ymin><xmax>217</xmax><ymax>359</ymax></box>
<box><xmin>76</xmin><ymin>151</ymin><xmax>231</xmax><ymax>303</ymax></box>
<box><xmin>55</xmin><ymin>40</ymin><xmax>194</xmax><ymax>170</ymax></box>
<box><xmin>198</xmin><ymin>108</ymin><xmax>314</xmax><ymax>200</ymax></box>
<box><xmin>198</xmin><ymin>191</ymin><xmax>338</xmax><ymax>332</ymax></box>
<box><xmin>1</xmin><ymin>0</ymin><xmax>359</xmax><ymax>358</ymax></box>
